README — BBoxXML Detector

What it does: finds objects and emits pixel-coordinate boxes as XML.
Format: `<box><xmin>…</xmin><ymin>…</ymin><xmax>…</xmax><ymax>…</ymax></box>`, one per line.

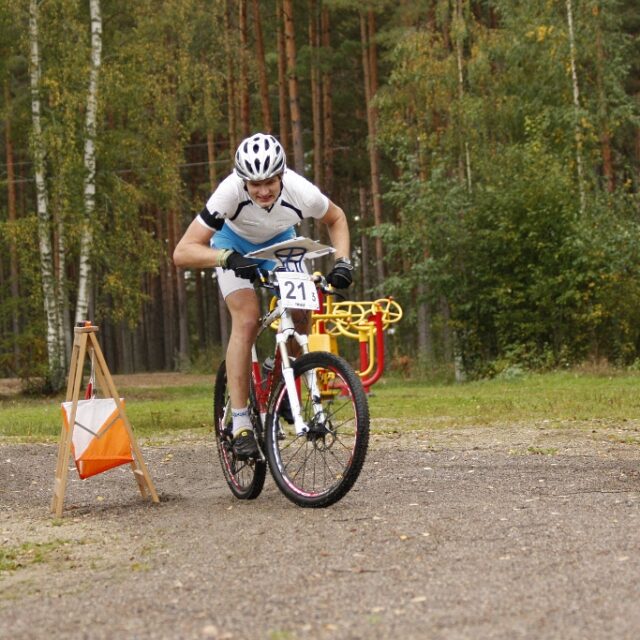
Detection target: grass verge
<box><xmin>1</xmin><ymin>371</ymin><xmax>640</xmax><ymax>442</ymax></box>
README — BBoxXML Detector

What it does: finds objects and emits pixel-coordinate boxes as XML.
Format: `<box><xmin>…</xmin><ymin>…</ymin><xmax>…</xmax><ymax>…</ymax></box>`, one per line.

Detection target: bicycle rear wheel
<box><xmin>265</xmin><ymin>352</ymin><xmax>369</xmax><ymax>507</ymax></box>
<box><xmin>213</xmin><ymin>360</ymin><xmax>266</xmax><ymax>500</ymax></box>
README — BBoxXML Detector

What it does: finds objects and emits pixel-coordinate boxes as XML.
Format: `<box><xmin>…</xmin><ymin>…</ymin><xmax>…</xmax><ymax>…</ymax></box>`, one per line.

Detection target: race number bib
<box><xmin>276</xmin><ymin>272</ymin><xmax>319</xmax><ymax>310</ymax></box>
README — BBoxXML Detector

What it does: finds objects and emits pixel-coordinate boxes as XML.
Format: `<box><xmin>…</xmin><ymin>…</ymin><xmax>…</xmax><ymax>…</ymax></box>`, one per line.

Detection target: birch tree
<box><xmin>29</xmin><ymin>0</ymin><xmax>65</xmax><ymax>390</ymax></box>
<box><xmin>75</xmin><ymin>0</ymin><xmax>102</xmax><ymax>325</ymax></box>
<box><xmin>566</xmin><ymin>0</ymin><xmax>586</xmax><ymax>215</ymax></box>
<box><xmin>453</xmin><ymin>0</ymin><xmax>472</xmax><ymax>192</ymax></box>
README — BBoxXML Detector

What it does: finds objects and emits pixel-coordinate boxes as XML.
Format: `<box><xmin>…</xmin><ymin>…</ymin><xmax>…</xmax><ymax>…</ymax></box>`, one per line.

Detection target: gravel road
<box><xmin>1</xmin><ymin>424</ymin><xmax>640</xmax><ymax>640</ymax></box>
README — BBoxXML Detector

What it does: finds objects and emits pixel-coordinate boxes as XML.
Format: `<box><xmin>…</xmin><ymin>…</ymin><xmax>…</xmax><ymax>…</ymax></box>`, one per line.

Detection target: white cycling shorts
<box><xmin>215</xmin><ymin>267</ymin><xmax>255</xmax><ymax>299</ymax></box>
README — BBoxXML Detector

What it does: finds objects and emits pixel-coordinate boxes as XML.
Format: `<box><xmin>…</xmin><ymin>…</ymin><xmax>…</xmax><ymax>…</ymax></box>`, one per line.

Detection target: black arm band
<box><xmin>199</xmin><ymin>206</ymin><xmax>225</xmax><ymax>231</ymax></box>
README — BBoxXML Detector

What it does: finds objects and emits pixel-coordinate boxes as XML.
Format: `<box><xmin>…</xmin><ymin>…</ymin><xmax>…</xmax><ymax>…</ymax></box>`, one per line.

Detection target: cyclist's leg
<box><xmin>217</xmin><ymin>270</ymin><xmax>260</xmax><ymax>455</ymax></box>
<box><xmin>225</xmin><ymin>288</ymin><xmax>260</xmax><ymax>407</ymax></box>
<box><xmin>290</xmin><ymin>309</ymin><xmax>311</xmax><ymax>356</ymax></box>
<box><xmin>216</xmin><ymin>268</ymin><xmax>259</xmax><ymax>411</ymax></box>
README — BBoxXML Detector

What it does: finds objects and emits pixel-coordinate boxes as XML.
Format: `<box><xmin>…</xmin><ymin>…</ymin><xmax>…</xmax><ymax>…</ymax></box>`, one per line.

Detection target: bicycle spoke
<box><xmin>282</xmin><ymin>443</ymin><xmax>310</xmax><ymax>478</ymax></box>
<box><xmin>266</xmin><ymin>352</ymin><xmax>369</xmax><ymax>507</ymax></box>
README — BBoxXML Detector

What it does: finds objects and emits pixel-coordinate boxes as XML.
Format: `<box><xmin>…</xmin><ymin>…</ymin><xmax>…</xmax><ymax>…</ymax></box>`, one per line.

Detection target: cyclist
<box><xmin>173</xmin><ymin>133</ymin><xmax>353</xmax><ymax>458</ymax></box>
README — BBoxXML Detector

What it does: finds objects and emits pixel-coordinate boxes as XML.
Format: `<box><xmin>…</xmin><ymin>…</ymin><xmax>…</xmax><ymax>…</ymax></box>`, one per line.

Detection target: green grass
<box><xmin>368</xmin><ymin>371</ymin><xmax>640</xmax><ymax>427</ymax></box>
<box><xmin>2</xmin><ymin>371</ymin><xmax>640</xmax><ymax>442</ymax></box>
<box><xmin>0</xmin><ymin>540</ymin><xmax>69</xmax><ymax>573</ymax></box>
<box><xmin>0</xmin><ymin>383</ymin><xmax>214</xmax><ymax>441</ymax></box>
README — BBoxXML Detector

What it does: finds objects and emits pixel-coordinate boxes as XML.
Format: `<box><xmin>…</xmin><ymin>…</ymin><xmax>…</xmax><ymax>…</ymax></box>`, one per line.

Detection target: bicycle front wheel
<box><xmin>265</xmin><ymin>352</ymin><xmax>369</xmax><ymax>507</ymax></box>
<box><xmin>213</xmin><ymin>360</ymin><xmax>266</xmax><ymax>500</ymax></box>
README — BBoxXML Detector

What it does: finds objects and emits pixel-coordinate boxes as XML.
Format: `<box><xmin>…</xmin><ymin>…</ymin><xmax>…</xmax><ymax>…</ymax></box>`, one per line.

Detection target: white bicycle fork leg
<box><xmin>276</xmin><ymin>335</ymin><xmax>308</xmax><ymax>436</ymax></box>
<box><xmin>277</xmin><ymin>337</ymin><xmax>327</xmax><ymax>435</ymax></box>
<box><xmin>282</xmin><ymin>366</ymin><xmax>308</xmax><ymax>436</ymax></box>
<box><xmin>294</xmin><ymin>332</ymin><xmax>326</xmax><ymax>420</ymax></box>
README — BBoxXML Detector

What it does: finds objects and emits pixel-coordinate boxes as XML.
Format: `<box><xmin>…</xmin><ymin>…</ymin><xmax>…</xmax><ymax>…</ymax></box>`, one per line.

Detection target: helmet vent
<box><xmin>234</xmin><ymin>132</ymin><xmax>287</xmax><ymax>181</ymax></box>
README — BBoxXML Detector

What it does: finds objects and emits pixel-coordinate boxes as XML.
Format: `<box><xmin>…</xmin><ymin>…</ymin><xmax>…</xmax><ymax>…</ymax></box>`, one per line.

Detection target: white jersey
<box><xmin>197</xmin><ymin>169</ymin><xmax>329</xmax><ymax>243</ymax></box>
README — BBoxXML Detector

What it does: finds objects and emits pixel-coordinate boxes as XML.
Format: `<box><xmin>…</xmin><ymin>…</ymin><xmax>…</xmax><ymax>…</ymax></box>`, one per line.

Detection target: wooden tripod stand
<box><xmin>51</xmin><ymin>323</ymin><xmax>159</xmax><ymax>517</ymax></box>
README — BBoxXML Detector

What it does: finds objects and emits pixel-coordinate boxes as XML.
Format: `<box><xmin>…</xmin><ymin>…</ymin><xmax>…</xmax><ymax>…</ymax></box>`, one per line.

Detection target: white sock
<box><xmin>232</xmin><ymin>407</ymin><xmax>251</xmax><ymax>437</ymax></box>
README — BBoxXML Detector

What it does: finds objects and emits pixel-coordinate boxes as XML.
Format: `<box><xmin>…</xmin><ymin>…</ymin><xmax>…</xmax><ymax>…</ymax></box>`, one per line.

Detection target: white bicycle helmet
<box><xmin>234</xmin><ymin>133</ymin><xmax>286</xmax><ymax>181</ymax></box>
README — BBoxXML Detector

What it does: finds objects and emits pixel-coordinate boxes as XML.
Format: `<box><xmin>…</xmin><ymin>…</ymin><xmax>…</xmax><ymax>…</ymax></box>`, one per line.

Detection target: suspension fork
<box><xmin>277</xmin><ymin>312</ymin><xmax>325</xmax><ymax>435</ymax></box>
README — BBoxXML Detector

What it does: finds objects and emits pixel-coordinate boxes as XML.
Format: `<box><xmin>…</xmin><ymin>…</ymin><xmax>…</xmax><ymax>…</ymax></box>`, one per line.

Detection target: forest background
<box><xmin>0</xmin><ymin>0</ymin><xmax>639</xmax><ymax>391</ymax></box>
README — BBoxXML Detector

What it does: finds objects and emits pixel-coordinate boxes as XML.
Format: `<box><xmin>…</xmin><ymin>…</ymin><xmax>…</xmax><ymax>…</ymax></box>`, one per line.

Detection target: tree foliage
<box><xmin>1</xmin><ymin>0</ymin><xmax>639</xmax><ymax>381</ymax></box>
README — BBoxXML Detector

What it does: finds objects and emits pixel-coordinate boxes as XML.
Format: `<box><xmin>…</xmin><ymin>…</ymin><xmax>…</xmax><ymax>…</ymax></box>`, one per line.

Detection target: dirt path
<box><xmin>2</xmin><ymin>424</ymin><xmax>640</xmax><ymax>640</ymax></box>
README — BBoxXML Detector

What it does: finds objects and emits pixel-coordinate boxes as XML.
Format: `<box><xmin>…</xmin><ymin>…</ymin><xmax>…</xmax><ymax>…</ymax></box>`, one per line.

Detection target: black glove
<box><xmin>326</xmin><ymin>258</ymin><xmax>354</xmax><ymax>289</ymax></box>
<box><xmin>221</xmin><ymin>251</ymin><xmax>260</xmax><ymax>282</ymax></box>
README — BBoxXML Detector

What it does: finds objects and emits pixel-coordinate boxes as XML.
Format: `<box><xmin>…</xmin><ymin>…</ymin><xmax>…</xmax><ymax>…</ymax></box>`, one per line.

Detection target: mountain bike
<box><xmin>213</xmin><ymin>238</ymin><xmax>369</xmax><ymax>508</ymax></box>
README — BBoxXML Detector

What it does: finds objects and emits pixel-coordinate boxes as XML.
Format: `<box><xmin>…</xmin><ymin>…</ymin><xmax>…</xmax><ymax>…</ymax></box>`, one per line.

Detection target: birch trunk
<box><xmin>75</xmin><ymin>0</ymin><xmax>102</xmax><ymax>325</ymax></box>
<box><xmin>56</xmin><ymin>209</ymin><xmax>70</xmax><ymax>360</ymax></box>
<box><xmin>566</xmin><ymin>0</ymin><xmax>586</xmax><ymax>214</ymax></box>
<box><xmin>29</xmin><ymin>0</ymin><xmax>65</xmax><ymax>390</ymax></box>
<box><xmin>252</xmin><ymin>0</ymin><xmax>272</xmax><ymax>132</ymax></box>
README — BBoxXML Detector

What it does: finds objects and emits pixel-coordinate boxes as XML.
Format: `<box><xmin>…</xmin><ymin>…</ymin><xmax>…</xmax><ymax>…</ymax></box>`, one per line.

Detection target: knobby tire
<box><xmin>264</xmin><ymin>351</ymin><xmax>369</xmax><ymax>507</ymax></box>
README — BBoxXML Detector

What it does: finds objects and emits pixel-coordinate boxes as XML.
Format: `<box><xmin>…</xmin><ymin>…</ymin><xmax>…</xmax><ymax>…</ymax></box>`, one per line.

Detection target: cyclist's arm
<box><xmin>320</xmin><ymin>201</ymin><xmax>350</xmax><ymax>261</ymax></box>
<box><xmin>174</xmin><ymin>218</ymin><xmax>226</xmax><ymax>268</ymax></box>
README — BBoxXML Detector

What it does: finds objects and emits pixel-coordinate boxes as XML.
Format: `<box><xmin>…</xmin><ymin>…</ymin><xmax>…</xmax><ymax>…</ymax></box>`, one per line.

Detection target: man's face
<box><xmin>246</xmin><ymin>175</ymin><xmax>281</xmax><ymax>208</ymax></box>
